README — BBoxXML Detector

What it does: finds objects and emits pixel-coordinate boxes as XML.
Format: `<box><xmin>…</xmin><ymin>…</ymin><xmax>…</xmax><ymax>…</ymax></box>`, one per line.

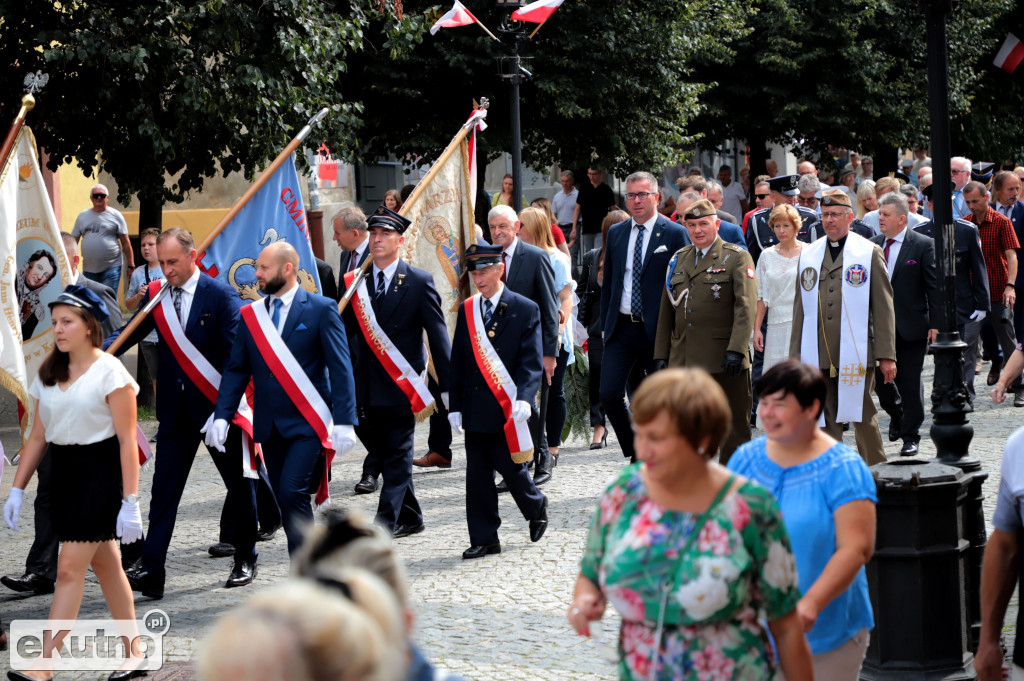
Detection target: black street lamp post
<box><xmin>495</xmin><ymin>0</ymin><xmax>531</xmax><ymax>213</ymax></box>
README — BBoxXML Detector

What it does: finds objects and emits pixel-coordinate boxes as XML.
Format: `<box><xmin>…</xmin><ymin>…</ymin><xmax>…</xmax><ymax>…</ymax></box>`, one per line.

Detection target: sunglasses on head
<box><xmin>91</xmin><ymin>193</ymin><xmax>107</xmax><ymax>199</ymax></box>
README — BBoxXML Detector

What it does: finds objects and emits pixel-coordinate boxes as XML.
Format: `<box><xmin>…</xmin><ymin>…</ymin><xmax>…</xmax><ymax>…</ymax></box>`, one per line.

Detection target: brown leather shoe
<box><xmin>988</xmin><ymin>362</ymin><xmax>1003</xmax><ymax>386</ymax></box>
<box><xmin>412</xmin><ymin>452</ymin><xmax>452</xmax><ymax>469</ymax></box>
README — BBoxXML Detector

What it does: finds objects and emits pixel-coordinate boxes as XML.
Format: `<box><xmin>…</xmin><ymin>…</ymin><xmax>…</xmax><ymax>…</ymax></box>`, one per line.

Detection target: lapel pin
<box><xmin>488</xmin><ymin>330</ymin><xmax>495</xmax><ymax>337</ymax></box>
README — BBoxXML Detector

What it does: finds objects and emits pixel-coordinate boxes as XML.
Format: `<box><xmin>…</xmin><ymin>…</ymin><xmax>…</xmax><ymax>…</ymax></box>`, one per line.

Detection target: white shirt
<box><xmin>862</xmin><ymin>210</ymin><xmax>924</xmax><ymax>235</ymax></box>
<box><xmin>172</xmin><ymin>267</ymin><xmax>201</xmax><ymax>327</ymax></box>
<box><xmin>720</xmin><ymin>181</ymin><xmax>748</xmax><ymax>220</ymax></box>
<box><xmin>29</xmin><ymin>353</ymin><xmax>139</xmax><ymax>445</ymax></box>
<box><xmin>997</xmin><ymin>201</ymin><xmax>1017</xmax><ymax>218</ymax></box>
<box><xmin>881</xmin><ymin>226</ymin><xmax>907</xmax><ymax>281</ymax></box>
<box><xmin>483</xmin><ymin>285</ymin><xmax>503</xmax><ymax>312</ymax></box>
<box><xmin>372</xmin><ymin>258</ymin><xmax>400</xmax><ymax>298</ymax></box>
<box><xmin>551</xmin><ymin>188</ymin><xmax>578</xmax><ymax>225</ymax></box>
<box><xmin>501</xmin><ymin>237</ymin><xmax>519</xmax><ymax>281</ymax></box>
<box><xmin>268</xmin><ymin>282</ymin><xmax>300</xmax><ymax>334</ymax></box>
<box><xmin>619</xmin><ymin>215</ymin><xmax>657</xmax><ymax>315</ymax></box>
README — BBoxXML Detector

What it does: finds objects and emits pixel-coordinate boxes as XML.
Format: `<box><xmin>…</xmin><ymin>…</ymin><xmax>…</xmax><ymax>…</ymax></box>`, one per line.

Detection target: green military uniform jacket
<box><xmin>788</xmin><ymin>240</ymin><xmax>896</xmax><ymax>368</ymax></box>
<box><xmin>653</xmin><ymin>236</ymin><xmax>757</xmax><ymax>372</ymax></box>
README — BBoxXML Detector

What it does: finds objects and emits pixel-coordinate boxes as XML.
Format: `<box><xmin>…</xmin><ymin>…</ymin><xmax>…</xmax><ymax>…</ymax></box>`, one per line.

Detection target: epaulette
<box><xmin>723</xmin><ymin>243</ymin><xmax>744</xmax><ymax>252</ymax></box>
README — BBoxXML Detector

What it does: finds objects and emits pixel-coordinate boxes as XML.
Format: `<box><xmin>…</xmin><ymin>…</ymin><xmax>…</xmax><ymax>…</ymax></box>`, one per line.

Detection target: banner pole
<box><xmin>106</xmin><ymin>107</ymin><xmax>330</xmax><ymax>355</ymax></box>
<box><xmin>0</xmin><ymin>95</ymin><xmax>35</xmax><ymax>179</ymax></box>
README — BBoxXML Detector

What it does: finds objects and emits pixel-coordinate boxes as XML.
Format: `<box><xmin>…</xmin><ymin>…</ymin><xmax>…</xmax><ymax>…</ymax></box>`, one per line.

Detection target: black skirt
<box><xmin>50</xmin><ymin>436</ymin><xmax>123</xmax><ymax>543</ymax></box>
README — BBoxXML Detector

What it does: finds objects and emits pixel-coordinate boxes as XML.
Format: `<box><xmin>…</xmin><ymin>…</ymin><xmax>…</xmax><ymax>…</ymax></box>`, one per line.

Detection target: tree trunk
<box><xmin>872</xmin><ymin>142</ymin><xmax>899</xmax><ymax>183</ymax></box>
<box><xmin>745</xmin><ymin>134</ymin><xmax>769</xmax><ymax>197</ymax></box>
<box><xmin>138</xmin><ymin>195</ymin><xmax>163</xmax><ymax>231</ymax></box>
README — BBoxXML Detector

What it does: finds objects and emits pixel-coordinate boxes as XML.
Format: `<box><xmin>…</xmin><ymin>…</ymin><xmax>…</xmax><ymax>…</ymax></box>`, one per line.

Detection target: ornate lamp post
<box><xmin>495</xmin><ymin>0</ymin><xmax>532</xmax><ymax>213</ymax></box>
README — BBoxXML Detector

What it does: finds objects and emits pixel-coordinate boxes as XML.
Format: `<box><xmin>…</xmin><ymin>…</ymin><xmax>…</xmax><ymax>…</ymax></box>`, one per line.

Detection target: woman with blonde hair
<box><xmin>519</xmin><ymin>206</ymin><xmax>575</xmax><ymax>459</ymax></box>
<box><xmin>856</xmin><ymin>179</ymin><xmax>877</xmax><ymax>220</ymax></box>
<box><xmin>530</xmin><ymin>196</ymin><xmax>571</xmax><ymax>258</ymax></box>
<box><xmin>754</xmin><ymin>204</ymin><xmax>803</xmax><ymax>376</ymax></box>
<box><xmin>569</xmin><ymin>368</ymin><xmax>812</xmax><ymax>680</ymax></box>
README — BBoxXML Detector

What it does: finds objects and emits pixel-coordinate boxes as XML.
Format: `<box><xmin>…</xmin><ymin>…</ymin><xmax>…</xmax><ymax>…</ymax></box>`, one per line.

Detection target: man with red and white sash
<box><xmin>108</xmin><ymin>227</ymin><xmax>259</xmax><ymax>598</ymax></box>
<box><xmin>209</xmin><ymin>242</ymin><xmax>358</xmax><ymax>555</ymax></box>
<box><xmin>449</xmin><ymin>243</ymin><xmax>549</xmax><ymax>559</ymax></box>
<box><xmin>340</xmin><ymin>205</ymin><xmax>451</xmax><ymax>538</ymax></box>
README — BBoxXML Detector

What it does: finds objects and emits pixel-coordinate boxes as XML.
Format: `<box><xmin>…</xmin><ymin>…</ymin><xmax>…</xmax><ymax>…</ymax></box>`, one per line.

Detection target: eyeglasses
<box><xmin>625</xmin><ymin>192</ymin><xmax>656</xmax><ymax>201</ymax></box>
<box><xmin>91</xmin><ymin>193</ymin><xmax>107</xmax><ymax>199</ymax></box>
<box><xmin>820</xmin><ymin>211</ymin><xmax>850</xmax><ymax>220</ymax></box>
<box><xmin>952</xmin><ymin>170</ymin><xmax>969</xmax><ymax>175</ymax></box>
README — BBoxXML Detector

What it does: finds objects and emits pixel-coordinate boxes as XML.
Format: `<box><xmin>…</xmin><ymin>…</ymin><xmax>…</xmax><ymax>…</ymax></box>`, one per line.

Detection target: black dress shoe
<box><xmin>1015</xmin><ymin>391</ymin><xmax>1024</xmax><ymax>408</ymax></box>
<box><xmin>496</xmin><ymin>479</ymin><xmax>509</xmax><ymax>494</ymax></box>
<box><xmin>256</xmin><ymin>523</ymin><xmax>282</xmax><ymax>542</ymax></box>
<box><xmin>225</xmin><ymin>560</ymin><xmax>257</xmax><ymax>589</ymax></box>
<box><xmin>125</xmin><ymin>567</ymin><xmax>164</xmax><ymax>600</ymax></box>
<box><xmin>462</xmin><ymin>543</ymin><xmax>501</xmax><ymax>559</ymax></box>
<box><xmin>354</xmin><ymin>474</ymin><xmax>378</xmax><ymax>494</ymax></box>
<box><xmin>208</xmin><ymin>542</ymin><xmax>236</xmax><ymax>558</ymax></box>
<box><xmin>900</xmin><ymin>441</ymin><xmax>920</xmax><ymax>457</ymax></box>
<box><xmin>8</xmin><ymin>671</ymin><xmax>53</xmax><ymax>681</ymax></box>
<box><xmin>530</xmin><ymin>496</ymin><xmax>549</xmax><ymax>543</ymax></box>
<box><xmin>1</xmin><ymin>573</ymin><xmax>55</xmax><ymax>595</ymax></box>
<box><xmin>392</xmin><ymin>523</ymin><xmax>425</xmax><ymax>539</ymax></box>
<box><xmin>888</xmin><ymin>412</ymin><xmax>903</xmax><ymax>443</ymax></box>
<box><xmin>108</xmin><ymin>663</ymin><xmax>148</xmax><ymax>680</ymax></box>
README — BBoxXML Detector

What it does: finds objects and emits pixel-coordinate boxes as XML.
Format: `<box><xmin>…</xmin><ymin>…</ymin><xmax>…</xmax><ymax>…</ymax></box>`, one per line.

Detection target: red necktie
<box><xmin>883</xmin><ymin>238</ymin><xmax>895</xmax><ymax>267</ymax></box>
<box><xmin>501</xmin><ymin>252</ymin><xmax>508</xmax><ymax>283</ymax></box>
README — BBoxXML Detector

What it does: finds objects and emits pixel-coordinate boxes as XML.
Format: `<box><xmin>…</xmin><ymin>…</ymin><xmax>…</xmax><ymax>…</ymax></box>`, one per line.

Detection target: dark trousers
<box><xmin>712</xmin><ymin>370</ymin><xmax>752</xmax><ymax>465</ymax></box>
<box><xmin>599</xmin><ymin>317</ymin><xmax>656</xmax><ymax>460</ymax></box>
<box><xmin>465</xmin><ymin>431</ymin><xmax>546</xmax><ymax>546</ymax></box>
<box><xmin>143</xmin><ymin>418</ymin><xmax>257</xmax><ymax>578</ymax></box>
<box><xmin>531</xmin><ymin>377</ymin><xmax>551</xmax><ymax>463</ymax></box>
<box><xmin>874</xmin><ymin>332</ymin><xmax>928</xmax><ymax>444</ymax></box>
<box><xmin>545</xmin><ymin>346</ymin><xmax>571</xmax><ymax>448</ymax></box>
<box><xmin>219</xmin><ymin>466</ymin><xmax>281</xmax><ymax>543</ymax></box>
<box><xmin>427</xmin><ymin>374</ymin><xmax>453</xmax><ymax>461</ymax></box>
<box><xmin>587</xmin><ymin>335</ymin><xmax>606</xmax><ymax>428</ymax></box>
<box><xmin>356</xmin><ymin>406</ymin><xmax>422</xmax><ymax>531</ymax></box>
<box><xmin>262</xmin><ymin>427</ymin><xmax>323</xmax><ymax>555</ymax></box>
<box><xmin>750</xmin><ymin>317</ymin><xmax>769</xmax><ymax>418</ymax></box>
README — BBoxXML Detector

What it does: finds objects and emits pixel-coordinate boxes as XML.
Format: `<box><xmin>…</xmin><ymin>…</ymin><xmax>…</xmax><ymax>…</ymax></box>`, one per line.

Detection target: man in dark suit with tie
<box><xmin>599</xmin><ymin>171</ymin><xmax>691</xmax><ymax>462</ymax></box>
<box><xmin>332</xmin><ymin>205</ymin><xmax>370</xmax><ymax>289</ymax></box>
<box><xmin>210</xmin><ymin>242</ymin><xmax>358</xmax><ymax>555</ymax></box>
<box><xmin>488</xmin><ymin>204</ymin><xmax>559</xmax><ymax>485</ymax></box>
<box><xmin>449</xmin><ymin>244</ymin><xmax>548</xmax><ymax>559</ymax></box>
<box><xmin>108</xmin><ymin>227</ymin><xmax>259</xmax><ymax>599</ymax></box>
<box><xmin>341</xmin><ymin>206</ymin><xmax>451</xmax><ymax>538</ymax></box>
<box><xmin>871</xmin><ymin>192</ymin><xmax>939</xmax><ymax>456</ymax></box>
<box><xmin>918</xmin><ymin>184</ymin><xmax>991</xmax><ymax>404</ymax></box>
<box><xmin>315</xmin><ymin>256</ymin><xmax>339</xmax><ymax>301</ymax></box>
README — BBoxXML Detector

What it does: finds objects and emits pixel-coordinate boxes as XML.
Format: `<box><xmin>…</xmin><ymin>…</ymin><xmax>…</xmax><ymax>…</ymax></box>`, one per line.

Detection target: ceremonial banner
<box><xmin>0</xmin><ymin>127</ymin><xmax>72</xmax><ymax>431</ymax></box>
<box><xmin>196</xmin><ymin>153</ymin><xmax>322</xmax><ymax>301</ymax></box>
<box><xmin>399</xmin><ymin>110</ymin><xmax>484</xmax><ymax>336</ymax></box>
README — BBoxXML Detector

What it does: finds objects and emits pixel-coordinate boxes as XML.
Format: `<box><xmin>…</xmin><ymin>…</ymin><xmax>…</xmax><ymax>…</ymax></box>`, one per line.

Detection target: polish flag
<box><xmin>430</xmin><ymin>1</ymin><xmax>479</xmax><ymax>35</ymax></box>
<box><xmin>511</xmin><ymin>0</ymin><xmax>564</xmax><ymax>23</ymax></box>
<box><xmin>994</xmin><ymin>33</ymin><xmax>1024</xmax><ymax>74</ymax></box>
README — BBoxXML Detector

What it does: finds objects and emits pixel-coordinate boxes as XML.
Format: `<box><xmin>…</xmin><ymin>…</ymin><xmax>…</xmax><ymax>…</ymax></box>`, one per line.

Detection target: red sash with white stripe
<box><xmin>147</xmin><ymin>280</ymin><xmax>261</xmax><ymax>477</ymax></box>
<box><xmin>342</xmin><ymin>270</ymin><xmax>435</xmax><ymax>421</ymax></box>
<box><xmin>239</xmin><ymin>298</ymin><xmax>337</xmax><ymax>507</ymax></box>
<box><xmin>463</xmin><ymin>295</ymin><xmax>534</xmax><ymax>463</ymax></box>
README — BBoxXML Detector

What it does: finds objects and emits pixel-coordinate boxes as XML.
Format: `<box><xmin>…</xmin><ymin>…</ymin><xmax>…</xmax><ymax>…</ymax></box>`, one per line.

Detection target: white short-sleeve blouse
<box><xmin>28</xmin><ymin>353</ymin><xmax>140</xmax><ymax>446</ymax></box>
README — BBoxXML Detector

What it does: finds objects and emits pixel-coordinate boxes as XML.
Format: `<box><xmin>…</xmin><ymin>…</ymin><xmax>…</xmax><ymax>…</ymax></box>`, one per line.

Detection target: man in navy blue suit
<box><xmin>449</xmin><ymin>244</ymin><xmax>548</xmax><ymax>559</ymax></box>
<box><xmin>599</xmin><ymin>171</ymin><xmax>691</xmax><ymax>462</ymax></box>
<box><xmin>109</xmin><ymin>227</ymin><xmax>259</xmax><ymax>599</ymax></box>
<box><xmin>209</xmin><ymin>242</ymin><xmax>358</xmax><ymax>556</ymax></box>
<box><xmin>341</xmin><ymin>206</ymin><xmax>451</xmax><ymax>538</ymax></box>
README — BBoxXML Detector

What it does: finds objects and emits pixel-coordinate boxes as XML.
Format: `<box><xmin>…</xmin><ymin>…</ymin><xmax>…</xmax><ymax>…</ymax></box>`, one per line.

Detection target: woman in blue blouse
<box><xmin>728</xmin><ymin>359</ymin><xmax>877</xmax><ymax>680</ymax></box>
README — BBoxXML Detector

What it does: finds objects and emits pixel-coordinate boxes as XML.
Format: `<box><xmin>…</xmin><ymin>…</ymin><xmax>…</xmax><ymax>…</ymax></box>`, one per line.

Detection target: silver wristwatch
<box><xmin>123</xmin><ymin>494</ymin><xmax>138</xmax><ymax>505</ymax></box>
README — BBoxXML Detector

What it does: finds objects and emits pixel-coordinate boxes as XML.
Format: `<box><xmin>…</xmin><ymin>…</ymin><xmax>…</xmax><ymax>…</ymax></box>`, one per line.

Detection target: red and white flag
<box><xmin>430</xmin><ymin>1</ymin><xmax>479</xmax><ymax>35</ymax></box>
<box><xmin>511</xmin><ymin>0</ymin><xmax>563</xmax><ymax>23</ymax></box>
<box><xmin>994</xmin><ymin>33</ymin><xmax>1024</xmax><ymax>74</ymax></box>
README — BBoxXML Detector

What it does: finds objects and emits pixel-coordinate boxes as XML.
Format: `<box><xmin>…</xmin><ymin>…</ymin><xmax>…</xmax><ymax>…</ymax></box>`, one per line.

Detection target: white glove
<box><xmin>4</xmin><ymin>487</ymin><xmax>23</xmax><ymax>531</ymax></box>
<box><xmin>116</xmin><ymin>499</ymin><xmax>144</xmax><ymax>544</ymax></box>
<box><xmin>331</xmin><ymin>425</ymin><xmax>357</xmax><ymax>455</ymax></box>
<box><xmin>512</xmin><ymin>400</ymin><xmax>532</xmax><ymax>423</ymax></box>
<box><xmin>969</xmin><ymin>309</ymin><xmax>987</xmax><ymax>322</ymax></box>
<box><xmin>202</xmin><ymin>418</ymin><xmax>229</xmax><ymax>453</ymax></box>
<box><xmin>441</xmin><ymin>392</ymin><xmax>450</xmax><ymax>411</ymax></box>
<box><xmin>448</xmin><ymin>412</ymin><xmax>463</xmax><ymax>434</ymax></box>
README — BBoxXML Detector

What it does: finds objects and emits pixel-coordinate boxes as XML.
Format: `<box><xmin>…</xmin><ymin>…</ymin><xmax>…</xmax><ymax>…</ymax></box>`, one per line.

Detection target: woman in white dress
<box><xmin>3</xmin><ymin>285</ymin><xmax>146</xmax><ymax>681</ymax></box>
<box><xmin>754</xmin><ymin>205</ymin><xmax>804</xmax><ymax>375</ymax></box>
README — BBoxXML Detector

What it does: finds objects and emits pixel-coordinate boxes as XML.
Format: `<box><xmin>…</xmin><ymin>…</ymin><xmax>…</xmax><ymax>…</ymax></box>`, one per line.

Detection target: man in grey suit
<box><xmin>488</xmin><ymin>204</ymin><xmax>559</xmax><ymax>486</ymax></box>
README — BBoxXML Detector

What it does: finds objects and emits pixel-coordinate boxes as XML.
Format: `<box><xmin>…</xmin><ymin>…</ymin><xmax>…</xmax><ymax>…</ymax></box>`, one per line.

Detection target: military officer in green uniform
<box><xmin>654</xmin><ymin>199</ymin><xmax>757</xmax><ymax>463</ymax></box>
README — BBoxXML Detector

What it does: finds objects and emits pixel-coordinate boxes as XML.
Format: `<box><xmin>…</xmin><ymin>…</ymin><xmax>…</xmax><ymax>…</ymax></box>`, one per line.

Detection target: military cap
<box><xmin>921</xmin><ymin>183</ymin><xmax>934</xmax><ymax>200</ymax></box>
<box><xmin>893</xmin><ymin>171</ymin><xmax>910</xmax><ymax>184</ymax></box>
<box><xmin>971</xmin><ymin>162</ymin><xmax>995</xmax><ymax>183</ymax></box>
<box><xmin>767</xmin><ymin>175</ymin><xmax>800</xmax><ymax>196</ymax></box>
<box><xmin>682</xmin><ymin>199</ymin><xmax>717</xmax><ymax>220</ymax></box>
<box><xmin>465</xmin><ymin>243</ymin><xmax>503</xmax><ymax>271</ymax></box>
<box><xmin>367</xmin><ymin>205</ymin><xmax>412</xmax><ymax>233</ymax></box>
<box><xmin>49</xmin><ymin>284</ymin><xmax>111</xmax><ymax>322</ymax></box>
<box><xmin>820</xmin><ymin>189</ymin><xmax>852</xmax><ymax>208</ymax></box>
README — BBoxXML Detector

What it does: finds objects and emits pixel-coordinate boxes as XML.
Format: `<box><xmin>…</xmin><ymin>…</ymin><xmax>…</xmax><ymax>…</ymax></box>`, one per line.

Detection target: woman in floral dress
<box><xmin>569</xmin><ymin>368</ymin><xmax>812</xmax><ymax>681</ymax></box>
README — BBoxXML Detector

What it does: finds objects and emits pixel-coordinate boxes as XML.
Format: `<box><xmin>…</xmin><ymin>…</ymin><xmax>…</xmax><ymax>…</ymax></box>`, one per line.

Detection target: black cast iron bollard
<box><xmin>861</xmin><ymin>459</ymin><xmax>975</xmax><ymax>680</ymax></box>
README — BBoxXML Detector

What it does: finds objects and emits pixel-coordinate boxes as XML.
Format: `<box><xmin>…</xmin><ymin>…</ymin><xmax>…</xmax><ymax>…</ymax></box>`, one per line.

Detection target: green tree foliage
<box><xmin>0</xmin><ymin>0</ymin><xmax>365</xmax><ymax>216</ymax></box>
<box><xmin>332</xmin><ymin>0</ymin><xmax>750</xmax><ymax>176</ymax></box>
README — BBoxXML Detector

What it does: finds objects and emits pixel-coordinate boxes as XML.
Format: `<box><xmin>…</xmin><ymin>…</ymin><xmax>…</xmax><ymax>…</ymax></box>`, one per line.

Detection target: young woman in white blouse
<box><xmin>3</xmin><ymin>285</ymin><xmax>146</xmax><ymax>681</ymax></box>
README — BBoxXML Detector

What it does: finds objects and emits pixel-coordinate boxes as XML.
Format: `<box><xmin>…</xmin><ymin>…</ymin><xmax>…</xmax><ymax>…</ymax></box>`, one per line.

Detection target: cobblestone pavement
<box><xmin>0</xmin><ymin>353</ymin><xmax>1020</xmax><ymax>679</ymax></box>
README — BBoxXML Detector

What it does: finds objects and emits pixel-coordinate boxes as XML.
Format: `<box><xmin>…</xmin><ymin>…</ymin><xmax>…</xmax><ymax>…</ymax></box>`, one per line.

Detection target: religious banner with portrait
<box><xmin>196</xmin><ymin>153</ymin><xmax>322</xmax><ymax>301</ymax></box>
<box><xmin>398</xmin><ymin>108</ymin><xmax>484</xmax><ymax>336</ymax></box>
<box><xmin>0</xmin><ymin>127</ymin><xmax>73</xmax><ymax>431</ymax></box>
